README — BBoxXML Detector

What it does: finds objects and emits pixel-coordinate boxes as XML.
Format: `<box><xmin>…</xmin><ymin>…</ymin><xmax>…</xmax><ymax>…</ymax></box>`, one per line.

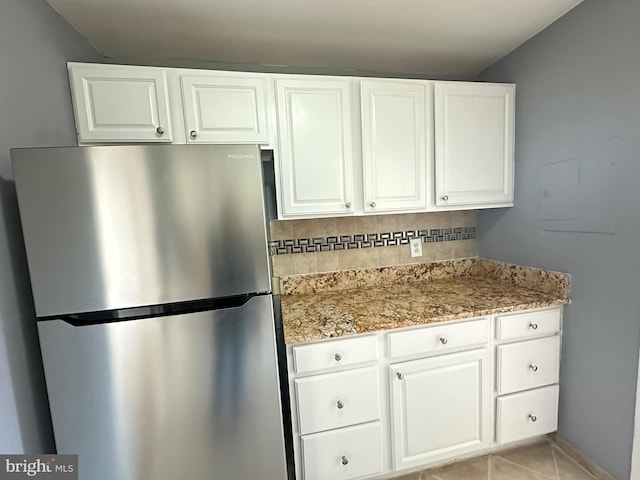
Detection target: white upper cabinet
<box><xmin>434</xmin><ymin>82</ymin><xmax>515</xmax><ymax>208</ymax></box>
<box><xmin>180</xmin><ymin>73</ymin><xmax>271</xmax><ymax>144</ymax></box>
<box><xmin>68</xmin><ymin>63</ymin><xmax>172</xmax><ymax>143</ymax></box>
<box><xmin>361</xmin><ymin>80</ymin><xmax>431</xmax><ymax>213</ymax></box>
<box><xmin>275</xmin><ymin>78</ymin><xmax>356</xmax><ymax>217</ymax></box>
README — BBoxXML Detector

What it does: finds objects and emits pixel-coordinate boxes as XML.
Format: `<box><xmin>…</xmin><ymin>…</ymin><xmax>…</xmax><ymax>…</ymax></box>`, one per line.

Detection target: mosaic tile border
<box><xmin>270</xmin><ymin>226</ymin><xmax>475</xmax><ymax>255</ymax></box>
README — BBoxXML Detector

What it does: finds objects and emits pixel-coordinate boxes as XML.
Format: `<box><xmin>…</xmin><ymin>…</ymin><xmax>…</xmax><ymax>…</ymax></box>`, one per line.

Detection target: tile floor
<box><xmin>389</xmin><ymin>439</ymin><xmax>599</xmax><ymax>480</ymax></box>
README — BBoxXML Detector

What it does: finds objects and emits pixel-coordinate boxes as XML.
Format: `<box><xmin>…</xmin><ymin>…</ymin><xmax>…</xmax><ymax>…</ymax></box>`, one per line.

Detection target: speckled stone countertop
<box><xmin>281</xmin><ymin>258</ymin><xmax>570</xmax><ymax>344</ymax></box>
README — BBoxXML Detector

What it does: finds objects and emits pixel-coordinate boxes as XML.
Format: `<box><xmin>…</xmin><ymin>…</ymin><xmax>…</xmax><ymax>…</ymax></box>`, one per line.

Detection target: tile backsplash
<box><xmin>269</xmin><ymin>211</ymin><xmax>477</xmax><ymax>276</ymax></box>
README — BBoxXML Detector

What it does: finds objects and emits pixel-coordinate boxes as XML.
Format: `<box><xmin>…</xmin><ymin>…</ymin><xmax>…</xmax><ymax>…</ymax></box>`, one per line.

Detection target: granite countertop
<box><xmin>280</xmin><ymin>258</ymin><xmax>570</xmax><ymax>345</ymax></box>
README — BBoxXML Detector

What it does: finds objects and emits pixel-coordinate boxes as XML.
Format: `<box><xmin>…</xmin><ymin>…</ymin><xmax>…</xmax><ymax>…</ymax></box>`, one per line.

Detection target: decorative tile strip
<box><xmin>270</xmin><ymin>226</ymin><xmax>475</xmax><ymax>255</ymax></box>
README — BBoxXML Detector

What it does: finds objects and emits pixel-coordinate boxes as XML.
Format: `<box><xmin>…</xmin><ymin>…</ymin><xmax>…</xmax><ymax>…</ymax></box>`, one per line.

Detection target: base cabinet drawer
<box><xmin>301</xmin><ymin>422</ymin><xmax>384</xmax><ymax>480</ymax></box>
<box><xmin>295</xmin><ymin>367</ymin><xmax>380</xmax><ymax>435</ymax></box>
<box><xmin>497</xmin><ymin>336</ymin><xmax>560</xmax><ymax>395</ymax></box>
<box><xmin>388</xmin><ymin>318</ymin><xmax>489</xmax><ymax>359</ymax></box>
<box><xmin>497</xmin><ymin>385</ymin><xmax>559</xmax><ymax>444</ymax></box>
<box><xmin>496</xmin><ymin>309</ymin><xmax>561</xmax><ymax>341</ymax></box>
<box><xmin>293</xmin><ymin>335</ymin><xmax>378</xmax><ymax>374</ymax></box>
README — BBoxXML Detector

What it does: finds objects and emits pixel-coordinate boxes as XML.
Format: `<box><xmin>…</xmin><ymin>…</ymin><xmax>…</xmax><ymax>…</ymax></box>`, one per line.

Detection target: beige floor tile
<box><xmin>553</xmin><ymin>448</ymin><xmax>598</xmax><ymax>480</ymax></box>
<box><xmin>497</xmin><ymin>441</ymin><xmax>558</xmax><ymax>478</ymax></box>
<box><xmin>428</xmin><ymin>455</ymin><xmax>489</xmax><ymax>480</ymax></box>
<box><xmin>489</xmin><ymin>456</ymin><xmax>551</xmax><ymax>480</ymax></box>
<box><xmin>390</xmin><ymin>471</ymin><xmax>422</xmax><ymax>480</ymax></box>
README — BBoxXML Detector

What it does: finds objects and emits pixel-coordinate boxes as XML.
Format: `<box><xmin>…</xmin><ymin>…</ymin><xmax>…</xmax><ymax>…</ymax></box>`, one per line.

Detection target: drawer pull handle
<box><xmin>190</xmin><ymin>130</ymin><xmax>198</xmax><ymax>139</ymax></box>
<box><xmin>529</xmin><ymin>322</ymin><xmax>539</xmax><ymax>330</ymax></box>
<box><xmin>529</xmin><ymin>364</ymin><xmax>539</xmax><ymax>372</ymax></box>
<box><xmin>529</xmin><ymin>414</ymin><xmax>538</xmax><ymax>423</ymax></box>
<box><xmin>336</xmin><ymin>400</ymin><xmax>344</xmax><ymax>410</ymax></box>
<box><xmin>439</xmin><ymin>337</ymin><xmax>448</xmax><ymax>345</ymax></box>
<box><xmin>334</xmin><ymin>353</ymin><xmax>342</xmax><ymax>361</ymax></box>
<box><xmin>341</xmin><ymin>456</ymin><xmax>349</xmax><ymax>465</ymax></box>
<box><xmin>396</xmin><ymin>372</ymin><xmax>404</xmax><ymax>380</ymax></box>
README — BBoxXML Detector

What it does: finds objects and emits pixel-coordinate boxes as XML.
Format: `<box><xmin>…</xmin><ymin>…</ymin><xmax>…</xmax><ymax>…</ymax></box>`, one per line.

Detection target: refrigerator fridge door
<box><xmin>38</xmin><ymin>294</ymin><xmax>287</xmax><ymax>480</ymax></box>
<box><xmin>12</xmin><ymin>144</ymin><xmax>271</xmax><ymax>318</ymax></box>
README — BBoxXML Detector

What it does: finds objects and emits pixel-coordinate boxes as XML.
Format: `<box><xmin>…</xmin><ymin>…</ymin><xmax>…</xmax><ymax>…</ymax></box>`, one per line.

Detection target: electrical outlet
<box><xmin>410</xmin><ymin>238</ymin><xmax>423</xmax><ymax>258</ymax></box>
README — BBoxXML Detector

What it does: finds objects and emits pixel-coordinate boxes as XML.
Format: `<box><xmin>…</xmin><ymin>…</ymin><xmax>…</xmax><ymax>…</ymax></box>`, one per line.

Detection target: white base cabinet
<box><xmin>389</xmin><ymin>348</ymin><xmax>490</xmax><ymax>470</ymax></box>
<box><xmin>286</xmin><ymin>306</ymin><xmax>563</xmax><ymax>480</ymax></box>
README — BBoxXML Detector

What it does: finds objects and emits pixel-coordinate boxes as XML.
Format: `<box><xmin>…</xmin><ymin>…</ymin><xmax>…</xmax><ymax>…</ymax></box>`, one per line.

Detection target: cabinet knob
<box><xmin>369</xmin><ymin>201</ymin><xmax>376</xmax><ymax>208</ymax></box>
<box><xmin>190</xmin><ymin>130</ymin><xmax>198</xmax><ymax>139</ymax></box>
<box><xmin>529</xmin><ymin>322</ymin><xmax>539</xmax><ymax>330</ymax></box>
<box><xmin>439</xmin><ymin>337</ymin><xmax>448</xmax><ymax>345</ymax></box>
<box><xmin>528</xmin><ymin>414</ymin><xmax>538</xmax><ymax>423</ymax></box>
<box><xmin>336</xmin><ymin>400</ymin><xmax>344</xmax><ymax>410</ymax></box>
<box><xmin>345</xmin><ymin>202</ymin><xmax>352</xmax><ymax>209</ymax></box>
<box><xmin>441</xmin><ymin>195</ymin><xmax>449</xmax><ymax>201</ymax></box>
<box><xmin>334</xmin><ymin>353</ymin><xmax>342</xmax><ymax>361</ymax></box>
<box><xmin>529</xmin><ymin>364</ymin><xmax>539</xmax><ymax>372</ymax></box>
<box><xmin>341</xmin><ymin>456</ymin><xmax>349</xmax><ymax>465</ymax></box>
<box><xmin>156</xmin><ymin>126</ymin><xmax>165</xmax><ymax>135</ymax></box>
<box><xmin>396</xmin><ymin>372</ymin><xmax>404</xmax><ymax>380</ymax></box>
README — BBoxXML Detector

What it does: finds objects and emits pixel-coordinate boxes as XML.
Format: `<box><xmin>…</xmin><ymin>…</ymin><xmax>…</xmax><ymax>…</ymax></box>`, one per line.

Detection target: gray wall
<box><xmin>476</xmin><ymin>1</ymin><xmax>640</xmax><ymax>478</ymax></box>
<box><xmin>0</xmin><ymin>0</ymin><xmax>102</xmax><ymax>452</ymax></box>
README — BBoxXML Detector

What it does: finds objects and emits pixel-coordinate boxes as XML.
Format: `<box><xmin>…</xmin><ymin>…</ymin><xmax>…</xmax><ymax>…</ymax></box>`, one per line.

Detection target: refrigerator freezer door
<box><xmin>12</xmin><ymin>144</ymin><xmax>271</xmax><ymax>317</ymax></box>
<box><xmin>38</xmin><ymin>295</ymin><xmax>287</xmax><ymax>480</ymax></box>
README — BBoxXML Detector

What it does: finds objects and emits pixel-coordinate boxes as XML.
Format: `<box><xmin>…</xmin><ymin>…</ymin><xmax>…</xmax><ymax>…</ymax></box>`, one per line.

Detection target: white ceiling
<box><xmin>46</xmin><ymin>0</ymin><xmax>583</xmax><ymax>76</ymax></box>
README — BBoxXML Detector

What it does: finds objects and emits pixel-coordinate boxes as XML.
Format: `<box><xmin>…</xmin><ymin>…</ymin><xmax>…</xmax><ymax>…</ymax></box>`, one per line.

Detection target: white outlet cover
<box><xmin>410</xmin><ymin>238</ymin><xmax>423</xmax><ymax>258</ymax></box>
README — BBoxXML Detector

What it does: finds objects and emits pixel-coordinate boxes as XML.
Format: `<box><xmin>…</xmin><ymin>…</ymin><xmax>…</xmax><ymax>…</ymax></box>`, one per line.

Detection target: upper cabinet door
<box><xmin>68</xmin><ymin>64</ymin><xmax>172</xmax><ymax>143</ymax></box>
<box><xmin>181</xmin><ymin>74</ymin><xmax>271</xmax><ymax>144</ymax></box>
<box><xmin>434</xmin><ymin>82</ymin><xmax>515</xmax><ymax>208</ymax></box>
<box><xmin>275</xmin><ymin>79</ymin><xmax>355</xmax><ymax>217</ymax></box>
<box><xmin>361</xmin><ymin>80</ymin><xmax>430</xmax><ymax>213</ymax></box>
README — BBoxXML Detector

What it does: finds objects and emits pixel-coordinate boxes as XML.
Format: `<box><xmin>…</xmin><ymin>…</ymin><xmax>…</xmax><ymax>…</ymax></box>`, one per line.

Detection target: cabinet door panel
<box><xmin>389</xmin><ymin>349</ymin><xmax>490</xmax><ymax>469</ymax></box>
<box><xmin>435</xmin><ymin>82</ymin><xmax>514</xmax><ymax>207</ymax></box>
<box><xmin>276</xmin><ymin>79</ymin><xmax>355</xmax><ymax>217</ymax></box>
<box><xmin>361</xmin><ymin>80</ymin><xmax>430</xmax><ymax>212</ymax></box>
<box><xmin>181</xmin><ymin>75</ymin><xmax>270</xmax><ymax>143</ymax></box>
<box><xmin>69</xmin><ymin>64</ymin><xmax>172</xmax><ymax>143</ymax></box>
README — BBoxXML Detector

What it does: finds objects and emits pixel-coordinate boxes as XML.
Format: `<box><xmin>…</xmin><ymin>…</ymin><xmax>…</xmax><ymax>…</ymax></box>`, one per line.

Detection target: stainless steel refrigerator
<box><xmin>11</xmin><ymin>144</ymin><xmax>289</xmax><ymax>480</ymax></box>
